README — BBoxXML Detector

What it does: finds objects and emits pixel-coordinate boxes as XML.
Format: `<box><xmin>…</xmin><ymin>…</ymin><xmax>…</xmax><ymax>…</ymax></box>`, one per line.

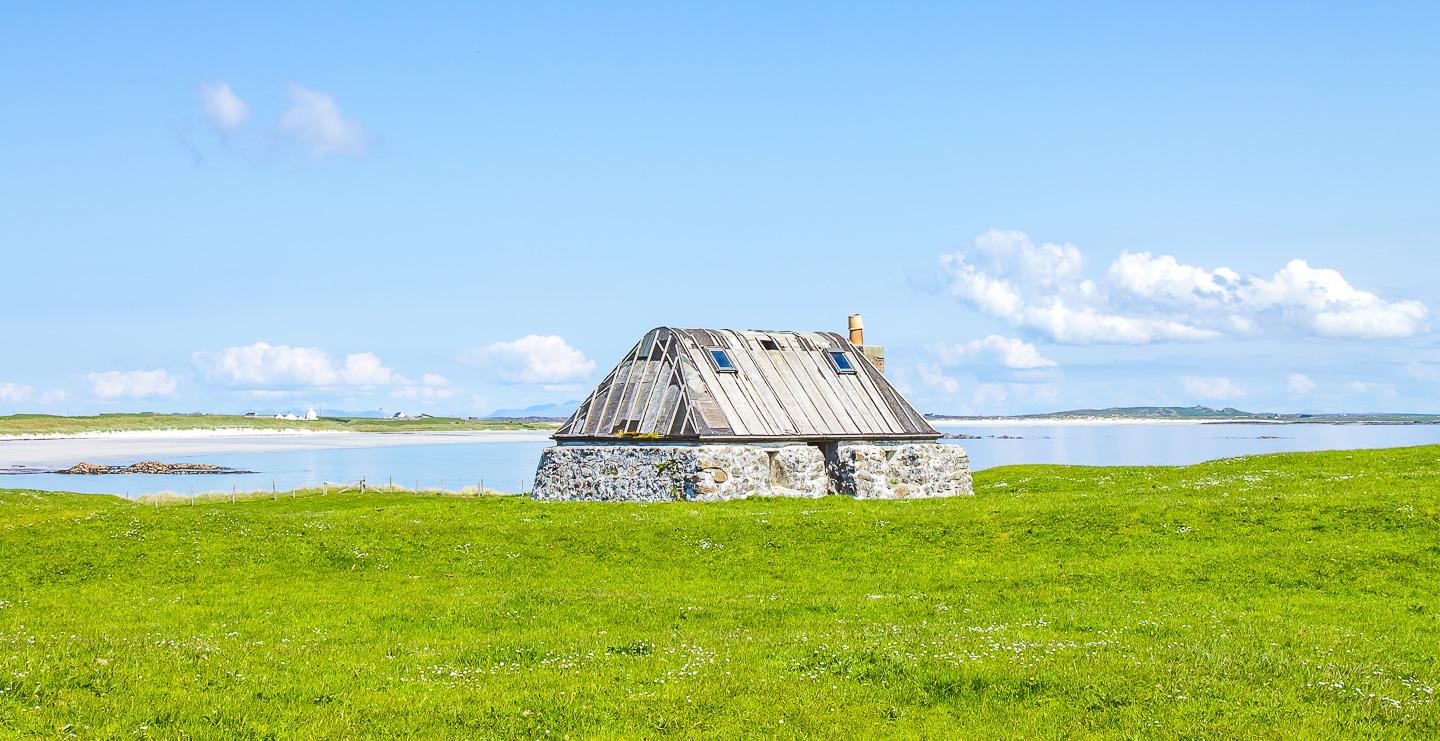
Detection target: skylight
<box><xmin>759</xmin><ymin>338</ymin><xmax>780</xmax><ymax>351</ymax></box>
<box><xmin>827</xmin><ymin>351</ymin><xmax>856</xmax><ymax>373</ymax></box>
<box><xmin>708</xmin><ymin>348</ymin><xmax>737</xmax><ymax>372</ymax></box>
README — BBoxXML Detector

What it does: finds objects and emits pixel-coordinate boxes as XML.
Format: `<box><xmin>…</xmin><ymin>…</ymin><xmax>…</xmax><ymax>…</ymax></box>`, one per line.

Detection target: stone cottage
<box><xmin>530</xmin><ymin>316</ymin><xmax>972</xmax><ymax>501</ymax></box>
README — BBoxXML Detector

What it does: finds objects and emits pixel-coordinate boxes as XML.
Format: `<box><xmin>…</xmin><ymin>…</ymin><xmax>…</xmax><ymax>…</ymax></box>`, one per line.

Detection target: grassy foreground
<box><xmin>2</xmin><ymin>448</ymin><xmax>1438</xmax><ymax>738</ymax></box>
<box><xmin>0</xmin><ymin>413</ymin><xmax>557</xmax><ymax>437</ymax></box>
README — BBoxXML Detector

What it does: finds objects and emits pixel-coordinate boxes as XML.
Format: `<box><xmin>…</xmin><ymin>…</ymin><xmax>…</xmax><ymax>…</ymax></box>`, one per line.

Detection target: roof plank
<box><xmin>554</xmin><ymin>326</ymin><xmax>937</xmax><ymax>441</ymax></box>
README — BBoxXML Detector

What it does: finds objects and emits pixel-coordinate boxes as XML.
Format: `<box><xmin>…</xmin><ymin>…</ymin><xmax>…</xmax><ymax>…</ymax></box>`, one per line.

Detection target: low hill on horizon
<box><xmin>925</xmin><ymin>405</ymin><xmax>1440</xmax><ymax>424</ymax></box>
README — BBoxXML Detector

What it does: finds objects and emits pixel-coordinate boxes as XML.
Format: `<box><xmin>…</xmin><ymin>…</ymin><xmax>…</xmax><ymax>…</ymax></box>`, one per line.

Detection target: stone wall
<box><xmin>825</xmin><ymin>443</ymin><xmax>973</xmax><ymax>499</ymax></box>
<box><xmin>531</xmin><ymin>444</ymin><xmax>828</xmax><ymax>502</ymax></box>
<box><xmin>531</xmin><ymin>441</ymin><xmax>970</xmax><ymax>502</ymax></box>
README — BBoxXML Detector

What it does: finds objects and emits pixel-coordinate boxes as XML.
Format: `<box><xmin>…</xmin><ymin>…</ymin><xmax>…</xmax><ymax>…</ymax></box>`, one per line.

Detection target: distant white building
<box><xmin>275</xmin><ymin>412</ymin><xmax>300</xmax><ymax>421</ymax></box>
<box><xmin>304</xmin><ymin>408</ymin><xmax>319</xmax><ymax>420</ymax></box>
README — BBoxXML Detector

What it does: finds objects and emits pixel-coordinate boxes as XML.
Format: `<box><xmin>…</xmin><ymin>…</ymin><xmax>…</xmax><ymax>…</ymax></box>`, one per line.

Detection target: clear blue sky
<box><xmin>3</xmin><ymin>2</ymin><xmax>1438</xmax><ymax>416</ymax></box>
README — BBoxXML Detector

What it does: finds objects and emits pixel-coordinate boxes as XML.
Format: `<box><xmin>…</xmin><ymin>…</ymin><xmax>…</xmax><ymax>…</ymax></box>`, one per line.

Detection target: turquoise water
<box><xmin>4</xmin><ymin>423</ymin><xmax>1439</xmax><ymax>498</ymax></box>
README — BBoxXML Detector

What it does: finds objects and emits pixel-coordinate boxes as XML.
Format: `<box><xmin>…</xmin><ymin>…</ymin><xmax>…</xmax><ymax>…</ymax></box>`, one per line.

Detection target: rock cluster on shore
<box><xmin>58</xmin><ymin>461</ymin><xmax>247</xmax><ymax>475</ymax></box>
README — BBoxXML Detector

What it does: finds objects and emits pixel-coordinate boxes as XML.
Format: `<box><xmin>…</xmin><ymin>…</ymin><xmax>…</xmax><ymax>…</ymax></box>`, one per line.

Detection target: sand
<box><xmin>0</xmin><ymin>429</ymin><xmax>555</xmax><ymax>468</ymax></box>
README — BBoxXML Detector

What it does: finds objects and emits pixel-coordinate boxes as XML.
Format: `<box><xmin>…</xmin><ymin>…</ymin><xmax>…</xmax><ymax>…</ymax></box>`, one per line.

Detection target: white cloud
<box><xmin>391</xmin><ymin>373</ymin><xmax>455</xmax><ymax>401</ymax></box>
<box><xmin>199</xmin><ymin>82</ymin><xmax>248</xmax><ymax>130</ymax></box>
<box><xmin>242</xmin><ymin>389</ymin><xmax>305</xmax><ymax>400</ymax></box>
<box><xmin>467</xmin><ymin>335</ymin><xmax>596</xmax><ymax>384</ymax></box>
<box><xmin>915</xmin><ymin>363</ymin><xmax>961</xmax><ymax>393</ymax></box>
<box><xmin>1241</xmin><ymin>260</ymin><xmax>1429</xmax><ymax>339</ymax></box>
<box><xmin>973</xmin><ymin>229</ymin><xmax>1084</xmax><ymax>284</ymax></box>
<box><xmin>941</xmin><ymin>231</ymin><xmax>1429</xmax><ymax>344</ymax></box>
<box><xmin>88</xmin><ymin>370</ymin><xmax>177</xmax><ymax>399</ymax></box>
<box><xmin>1345</xmin><ymin>380</ymin><xmax>1397</xmax><ymax>398</ymax></box>
<box><xmin>934</xmin><ymin>335</ymin><xmax>1057</xmax><ymax>369</ymax></box>
<box><xmin>280</xmin><ymin>84</ymin><xmax>367</xmax><ymax>157</ymax></box>
<box><xmin>390</xmin><ymin>385</ymin><xmax>455</xmax><ymax>401</ymax></box>
<box><xmin>0</xmin><ymin>383</ymin><xmax>34</xmax><ymax>403</ymax></box>
<box><xmin>1179</xmin><ymin>375</ymin><xmax>1245</xmax><ymax>400</ymax></box>
<box><xmin>1286</xmin><ymin>373</ymin><xmax>1317</xmax><ymax>395</ymax></box>
<box><xmin>194</xmin><ymin>343</ymin><xmax>396</xmax><ymax>387</ymax></box>
<box><xmin>1109</xmin><ymin>251</ymin><xmax>1238</xmax><ymax>303</ymax></box>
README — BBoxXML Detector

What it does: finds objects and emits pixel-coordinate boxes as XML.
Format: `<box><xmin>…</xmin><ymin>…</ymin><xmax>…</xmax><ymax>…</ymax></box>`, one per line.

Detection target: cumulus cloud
<box><xmin>934</xmin><ymin>335</ymin><xmax>1057</xmax><ymax>369</ymax></box>
<box><xmin>914</xmin><ymin>363</ymin><xmax>961</xmax><ymax>394</ymax></box>
<box><xmin>194</xmin><ymin>343</ymin><xmax>396</xmax><ymax>387</ymax></box>
<box><xmin>390</xmin><ymin>385</ymin><xmax>456</xmax><ymax>401</ymax></box>
<box><xmin>466</xmin><ymin>335</ymin><xmax>596</xmax><ymax>384</ymax></box>
<box><xmin>941</xmin><ymin>230</ymin><xmax>1429</xmax><ymax>344</ymax></box>
<box><xmin>1286</xmin><ymin>373</ymin><xmax>1317</xmax><ymax>395</ymax></box>
<box><xmin>0</xmin><ymin>383</ymin><xmax>34</xmax><ymax>403</ymax></box>
<box><xmin>280</xmin><ymin>84</ymin><xmax>368</xmax><ymax>157</ymax></box>
<box><xmin>88</xmin><ymin>370</ymin><xmax>178</xmax><ymax>399</ymax></box>
<box><xmin>1179</xmin><ymin>375</ymin><xmax>1245</xmax><ymax>400</ymax></box>
<box><xmin>199</xmin><ymin>82</ymin><xmax>249</xmax><ymax>131</ymax></box>
<box><xmin>391</xmin><ymin>373</ymin><xmax>455</xmax><ymax>401</ymax></box>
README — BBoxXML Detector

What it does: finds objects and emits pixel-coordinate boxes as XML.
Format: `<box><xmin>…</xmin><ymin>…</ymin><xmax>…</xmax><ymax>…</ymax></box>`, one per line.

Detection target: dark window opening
<box><xmin>759</xmin><ymin>338</ymin><xmax>781</xmax><ymax>351</ymax></box>
<box><xmin>827</xmin><ymin>351</ymin><xmax>856</xmax><ymax>373</ymax></box>
<box><xmin>708</xmin><ymin>348</ymin><xmax>737</xmax><ymax>372</ymax></box>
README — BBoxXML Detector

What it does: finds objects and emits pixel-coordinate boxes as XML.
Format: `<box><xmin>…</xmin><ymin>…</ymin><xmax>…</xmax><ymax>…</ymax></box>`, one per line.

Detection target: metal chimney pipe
<box><xmin>848</xmin><ymin>314</ymin><xmax>864</xmax><ymax>345</ymax></box>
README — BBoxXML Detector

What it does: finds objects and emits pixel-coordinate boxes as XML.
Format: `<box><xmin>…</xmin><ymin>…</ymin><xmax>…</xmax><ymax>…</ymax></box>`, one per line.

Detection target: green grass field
<box><xmin>2</xmin><ymin>447</ymin><xmax>1437</xmax><ymax>738</ymax></box>
<box><xmin>0</xmin><ymin>413</ymin><xmax>557</xmax><ymax>437</ymax></box>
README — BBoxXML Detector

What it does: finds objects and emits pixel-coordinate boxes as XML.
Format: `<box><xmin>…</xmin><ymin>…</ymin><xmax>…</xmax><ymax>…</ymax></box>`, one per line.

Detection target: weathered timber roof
<box><xmin>554</xmin><ymin>327</ymin><xmax>938</xmax><ymax>442</ymax></box>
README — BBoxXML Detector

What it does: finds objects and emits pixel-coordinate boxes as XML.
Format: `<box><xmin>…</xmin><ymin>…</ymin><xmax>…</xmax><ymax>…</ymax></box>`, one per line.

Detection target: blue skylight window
<box><xmin>828</xmin><ymin>351</ymin><xmax>856</xmax><ymax>373</ymax></box>
<box><xmin>708</xmin><ymin>348</ymin><xmax>737</xmax><ymax>372</ymax></box>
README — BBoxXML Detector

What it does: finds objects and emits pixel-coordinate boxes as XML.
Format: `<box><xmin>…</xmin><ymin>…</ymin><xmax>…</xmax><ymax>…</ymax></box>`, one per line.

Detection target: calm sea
<box><xmin>3</xmin><ymin>423</ymin><xmax>1439</xmax><ymax>498</ymax></box>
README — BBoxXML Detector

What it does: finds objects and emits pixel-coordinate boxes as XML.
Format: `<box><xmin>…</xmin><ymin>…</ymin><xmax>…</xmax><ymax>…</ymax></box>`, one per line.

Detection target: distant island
<box><xmin>0</xmin><ymin>413</ymin><xmax>561</xmax><ymax>438</ymax></box>
<box><xmin>925</xmin><ymin>405</ymin><xmax>1440</xmax><ymax>425</ymax></box>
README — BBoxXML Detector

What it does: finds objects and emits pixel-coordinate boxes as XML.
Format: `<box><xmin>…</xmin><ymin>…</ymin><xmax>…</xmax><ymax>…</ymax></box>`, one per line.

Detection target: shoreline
<box><xmin>0</xmin><ymin>427</ymin><xmax>559</xmax><ymax>443</ymax></box>
<box><xmin>0</xmin><ymin>427</ymin><xmax>357</xmax><ymax>443</ymax></box>
<box><xmin>929</xmin><ymin>417</ymin><xmax>1271</xmax><ymax>427</ymax></box>
<box><xmin>927</xmin><ymin>417</ymin><xmax>1440</xmax><ymax>426</ymax></box>
<box><xmin>0</xmin><ymin>429</ymin><xmax>556</xmax><ymax>468</ymax></box>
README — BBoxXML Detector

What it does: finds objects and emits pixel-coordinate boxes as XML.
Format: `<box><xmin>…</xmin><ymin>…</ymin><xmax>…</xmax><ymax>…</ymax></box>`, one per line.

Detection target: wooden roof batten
<box><xmin>554</xmin><ymin>327</ymin><xmax>939</xmax><ymax>442</ymax></box>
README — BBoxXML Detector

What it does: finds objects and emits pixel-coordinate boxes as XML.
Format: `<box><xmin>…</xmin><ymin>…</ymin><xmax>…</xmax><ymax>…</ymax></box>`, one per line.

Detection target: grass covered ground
<box><xmin>0</xmin><ymin>413</ymin><xmax>557</xmax><ymax>437</ymax></box>
<box><xmin>1</xmin><ymin>446</ymin><xmax>1437</xmax><ymax>738</ymax></box>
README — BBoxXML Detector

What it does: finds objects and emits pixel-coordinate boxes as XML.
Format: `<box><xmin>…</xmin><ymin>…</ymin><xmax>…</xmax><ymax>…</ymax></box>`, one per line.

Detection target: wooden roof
<box><xmin>554</xmin><ymin>327</ymin><xmax>938</xmax><ymax>442</ymax></box>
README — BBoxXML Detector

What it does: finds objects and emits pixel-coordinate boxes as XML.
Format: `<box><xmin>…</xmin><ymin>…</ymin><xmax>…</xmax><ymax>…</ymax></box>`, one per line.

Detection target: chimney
<box><xmin>847</xmin><ymin>313</ymin><xmax>885</xmax><ymax>373</ymax></box>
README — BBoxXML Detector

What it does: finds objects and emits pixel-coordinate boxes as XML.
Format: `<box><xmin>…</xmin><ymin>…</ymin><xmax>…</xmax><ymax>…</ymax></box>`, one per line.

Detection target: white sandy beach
<box><xmin>927</xmin><ymin>417</ymin><xmax>1266</xmax><ymax>427</ymax></box>
<box><xmin>0</xmin><ymin>429</ymin><xmax>556</xmax><ymax>468</ymax></box>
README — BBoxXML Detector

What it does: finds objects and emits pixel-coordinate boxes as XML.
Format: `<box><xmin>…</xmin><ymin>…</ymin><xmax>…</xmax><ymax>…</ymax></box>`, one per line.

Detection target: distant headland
<box><xmin>925</xmin><ymin>405</ymin><xmax>1440</xmax><ymax>425</ymax></box>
